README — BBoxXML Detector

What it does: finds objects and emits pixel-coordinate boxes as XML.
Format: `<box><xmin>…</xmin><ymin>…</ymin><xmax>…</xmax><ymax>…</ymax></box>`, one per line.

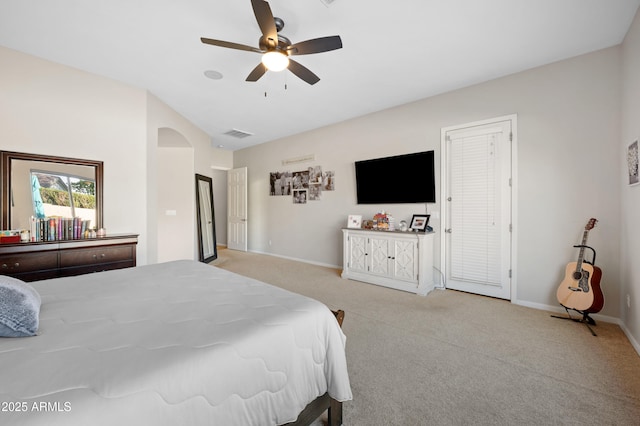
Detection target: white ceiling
<box><xmin>1</xmin><ymin>0</ymin><xmax>639</xmax><ymax>150</ymax></box>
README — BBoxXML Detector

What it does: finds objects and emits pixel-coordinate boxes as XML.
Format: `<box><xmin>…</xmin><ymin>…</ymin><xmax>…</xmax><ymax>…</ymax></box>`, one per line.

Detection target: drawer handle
<box><xmin>1</xmin><ymin>263</ymin><xmax>19</xmax><ymax>269</ymax></box>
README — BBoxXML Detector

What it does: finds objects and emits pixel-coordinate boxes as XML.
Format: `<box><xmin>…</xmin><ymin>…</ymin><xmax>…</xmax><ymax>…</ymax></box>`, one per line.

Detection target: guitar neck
<box><xmin>576</xmin><ymin>229</ymin><xmax>590</xmax><ymax>269</ymax></box>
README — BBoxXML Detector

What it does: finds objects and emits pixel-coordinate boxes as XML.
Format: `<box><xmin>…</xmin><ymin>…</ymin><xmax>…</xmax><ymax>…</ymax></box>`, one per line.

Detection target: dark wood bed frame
<box><xmin>283</xmin><ymin>309</ymin><xmax>345</xmax><ymax>426</ymax></box>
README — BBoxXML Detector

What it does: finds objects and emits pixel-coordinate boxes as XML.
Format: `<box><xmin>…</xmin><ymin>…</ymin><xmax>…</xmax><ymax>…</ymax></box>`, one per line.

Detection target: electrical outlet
<box><xmin>627</xmin><ymin>294</ymin><xmax>631</xmax><ymax>309</ymax></box>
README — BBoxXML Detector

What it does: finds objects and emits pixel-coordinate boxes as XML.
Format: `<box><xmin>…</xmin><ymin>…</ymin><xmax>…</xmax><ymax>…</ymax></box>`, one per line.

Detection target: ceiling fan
<box><xmin>201</xmin><ymin>0</ymin><xmax>342</xmax><ymax>85</ymax></box>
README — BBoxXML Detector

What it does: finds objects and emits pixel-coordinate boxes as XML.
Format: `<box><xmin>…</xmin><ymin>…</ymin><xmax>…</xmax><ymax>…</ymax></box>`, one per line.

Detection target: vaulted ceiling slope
<box><xmin>1</xmin><ymin>0</ymin><xmax>639</xmax><ymax>150</ymax></box>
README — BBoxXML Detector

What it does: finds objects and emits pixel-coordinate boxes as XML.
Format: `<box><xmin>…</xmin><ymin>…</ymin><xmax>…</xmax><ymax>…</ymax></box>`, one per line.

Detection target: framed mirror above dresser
<box><xmin>1</xmin><ymin>150</ymin><xmax>103</xmax><ymax>230</ymax></box>
<box><xmin>0</xmin><ymin>151</ymin><xmax>138</xmax><ymax>281</ymax></box>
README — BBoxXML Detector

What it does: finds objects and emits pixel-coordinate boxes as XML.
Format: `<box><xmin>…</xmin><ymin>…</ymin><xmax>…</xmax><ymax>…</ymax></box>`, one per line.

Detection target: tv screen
<box><xmin>355</xmin><ymin>151</ymin><xmax>435</xmax><ymax>204</ymax></box>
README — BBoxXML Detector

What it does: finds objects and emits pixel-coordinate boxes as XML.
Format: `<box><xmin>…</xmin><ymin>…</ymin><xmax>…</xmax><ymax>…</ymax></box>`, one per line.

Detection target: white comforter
<box><xmin>0</xmin><ymin>260</ymin><xmax>352</xmax><ymax>425</ymax></box>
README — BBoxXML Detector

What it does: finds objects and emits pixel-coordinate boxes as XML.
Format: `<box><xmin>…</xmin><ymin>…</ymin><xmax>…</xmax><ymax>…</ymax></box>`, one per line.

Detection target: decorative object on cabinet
<box><xmin>195</xmin><ymin>174</ymin><xmax>217</xmax><ymax>263</ymax></box>
<box><xmin>347</xmin><ymin>215</ymin><xmax>362</xmax><ymax>229</ymax></box>
<box><xmin>410</xmin><ymin>214</ymin><xmax>430</xmax><ymax>232</ymax></box>
<box><xmin>0</xmin><ymin>234</ymin><xmax>138</xmax><ymax>282</ymax></box>
<box><xmin>1</xmin><ymin>151</ymin><xmax>103</xmax><ymax>231</ymax></box>
<box><xmin>373</xmin><ymin>211</ymin><xmax>394</xmax><ymax>230</ymax></box>
<box><xmin>341</xmin><ymin>228</ymin><xmax>434</xmax><ymax>295</ymax></box>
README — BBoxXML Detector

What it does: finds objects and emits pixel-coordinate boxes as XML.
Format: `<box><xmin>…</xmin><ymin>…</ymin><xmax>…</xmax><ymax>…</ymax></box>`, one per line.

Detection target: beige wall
<box><xmin>156</xmin><ymin>147</ymin><xmax>193</xmax><ymax>262</ymax></box>
<box><xmin>621</xmin><ymin>10</ymin><xmax>640</xmax><ymax>352</ymax></box>
<box><xmin>0</xmin><ymin>45</ymin><xmax>150</xmax><ymax>262</ymax></box>
<box><xmin>0</xmin><ymin>45</ymin><xmax>231</xmax><ymax>265</ymax></box>
<box><xmin>211</xmin><ymin>168</ymin><xmax>228</xmax><ymax>247</ymax></box>
<box><xmin>235</xmin><ymin>46</ymin><xmax>623</xmax><ymax>323</ymax></box>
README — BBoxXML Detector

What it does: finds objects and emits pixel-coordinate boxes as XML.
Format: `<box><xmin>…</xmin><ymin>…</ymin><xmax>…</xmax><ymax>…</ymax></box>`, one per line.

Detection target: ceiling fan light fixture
<box><xmin>261</xmin><ymin>50</ymin><xmax>289</xmax><ymax>71</ymax></box>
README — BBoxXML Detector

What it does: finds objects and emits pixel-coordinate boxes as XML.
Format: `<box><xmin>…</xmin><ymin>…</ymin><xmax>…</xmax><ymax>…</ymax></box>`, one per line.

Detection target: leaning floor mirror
<box><xmin>195</xmin><ymin>174</ymin><xmax>217</xmax><ymax>263</ymax></box>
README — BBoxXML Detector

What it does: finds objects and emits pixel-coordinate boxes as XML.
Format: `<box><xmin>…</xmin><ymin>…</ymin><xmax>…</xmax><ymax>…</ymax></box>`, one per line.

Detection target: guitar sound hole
<box><xmin>572</xmin><ymin>271</ymin><xmax>583</xmax><ymax>280</ymax></box>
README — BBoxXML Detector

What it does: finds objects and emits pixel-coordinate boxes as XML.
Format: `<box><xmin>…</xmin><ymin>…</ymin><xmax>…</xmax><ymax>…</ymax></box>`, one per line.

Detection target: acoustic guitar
<box><xmin>556</xmin><ymin>218</ymin><xmax>604</xmax><ymax>313</ymax></box>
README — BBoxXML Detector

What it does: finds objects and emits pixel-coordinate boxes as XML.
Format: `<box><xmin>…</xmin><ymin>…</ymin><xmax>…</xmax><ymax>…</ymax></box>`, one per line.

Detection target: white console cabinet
<box><xmin>341</xmin><ymin>228</ymin><xmax>434</xmax><ymax>295</ymax></box>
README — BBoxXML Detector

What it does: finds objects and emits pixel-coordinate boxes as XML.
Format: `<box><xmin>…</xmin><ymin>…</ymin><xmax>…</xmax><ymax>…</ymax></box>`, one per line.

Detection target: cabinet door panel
<box><xmin>393</xmin><ymin>239</ymin><xmax>418</xmax><ymax>282</ymax></box>
<box><xmin>369</xmin><ymin>237</ymin><xmax>390</xmax><ymax>276</ymax></box>
<box><xmin>347</xmin><ymin>235</ymin><xmax>368</xmax><ymax>273</ymax></box>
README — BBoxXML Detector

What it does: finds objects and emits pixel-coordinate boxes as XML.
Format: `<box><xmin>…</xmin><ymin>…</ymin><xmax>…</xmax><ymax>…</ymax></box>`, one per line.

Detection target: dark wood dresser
<box><xmin>0</xmin><ymin>234</ymin><xmax>138</xmax><ymax>282</ymax></box>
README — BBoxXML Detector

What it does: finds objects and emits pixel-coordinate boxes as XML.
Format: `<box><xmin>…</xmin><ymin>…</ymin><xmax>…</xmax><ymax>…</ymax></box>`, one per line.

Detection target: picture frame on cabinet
<box><xmin>410</xmin><ymin>214</ymin><xmax>430</xmax><ymax>232</ymax></box>
<box><xmin>347</xmin><ymin>215</ymin><xmax>362</xmax><ymax>228</ymax></box>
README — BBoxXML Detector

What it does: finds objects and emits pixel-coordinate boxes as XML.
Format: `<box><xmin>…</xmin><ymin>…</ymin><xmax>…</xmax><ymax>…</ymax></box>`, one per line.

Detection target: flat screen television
<box><xmin>355</xmin><ymin>150</ymin><xmax>435</xmax><ymax>204</ymax></box>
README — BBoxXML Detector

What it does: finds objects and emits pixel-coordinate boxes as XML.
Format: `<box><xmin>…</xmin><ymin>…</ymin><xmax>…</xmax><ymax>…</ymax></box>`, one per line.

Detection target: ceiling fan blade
<box><xmin>287</xmin><ymin>35</ymin><xmax>343</xmax><ymax>55</ymax></box>
<box><xmin>287</xmin><ymin>59</ymin><xmax>320</xmax><ymax>85</ymax></box>
<box><xmin>246</xmin><ymin>63</ymin><xmax>268</xmax><ymax>82</ymax></box>
<box><xmin>251</xmin><ymin>0</ymin><xmax>278</xmax><ymax>48</ymax></box>
<box><xmin>201</xmin><ymin>37</ymin><xmax>263</xmax><ymax>53</ymax></box>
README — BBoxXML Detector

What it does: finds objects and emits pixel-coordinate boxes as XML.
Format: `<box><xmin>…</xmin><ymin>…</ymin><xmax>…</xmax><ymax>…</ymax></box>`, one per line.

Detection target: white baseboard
<box><xmin>248</xmin><ymin>249</ymin><xmax>340</xmax><ymax>270</ymax></box>
<box><xmin>512</xmin><ymin>299</ymin><xmax>619</xmax><ymax>324</ymax></box>
<box><xmin>513</xmin><ymin>298</ymin><xmax>640</xmax><ymax>357</ymax></box>
<box><xmin>621</xmin><ymin>323</ymin><xmax>640</xmax><ymax>356</ymax></box>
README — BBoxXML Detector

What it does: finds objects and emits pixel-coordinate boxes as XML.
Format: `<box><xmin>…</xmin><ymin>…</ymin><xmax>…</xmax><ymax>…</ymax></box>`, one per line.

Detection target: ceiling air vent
<box><xmin>224</xmin><ymin>129</ymin><xmax>254</xmax><ymax>139</ymax></box>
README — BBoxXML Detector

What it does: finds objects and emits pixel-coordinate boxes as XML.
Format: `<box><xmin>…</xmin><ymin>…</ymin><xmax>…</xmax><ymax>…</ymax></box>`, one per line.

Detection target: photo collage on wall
<box><xmin>270</xmin><ymin>166</ymin><xmax>335</xmax><ymax>204</ymax></box>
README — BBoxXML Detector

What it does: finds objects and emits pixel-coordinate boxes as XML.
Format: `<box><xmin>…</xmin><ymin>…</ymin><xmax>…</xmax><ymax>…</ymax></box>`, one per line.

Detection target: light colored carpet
<box><xmin>211</xmin><ymin>249</ymin><xmax>640</xmax><ymax>425</ymax></box>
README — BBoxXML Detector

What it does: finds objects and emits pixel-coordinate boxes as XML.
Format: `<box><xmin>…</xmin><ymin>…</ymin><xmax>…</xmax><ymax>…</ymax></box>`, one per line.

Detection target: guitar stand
<box><xmin>551</xmin><ymin>307</ymin><xmax>597</xmax><ymax>336</ymax></box>
<box><xmin>551</xmin><ymin>244</ymin><xmax>598</xmax><ymax>336</ymax></box>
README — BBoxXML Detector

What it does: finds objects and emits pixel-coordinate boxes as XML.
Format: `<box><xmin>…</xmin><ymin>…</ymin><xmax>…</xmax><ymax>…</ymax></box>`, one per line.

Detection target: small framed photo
<box><xmin>410</xmin><ymin>214</ymin><xmax>430</xmax><ymax>232</ymax></box>
<box><xmin>347</xmin><ymin>215</ymin><xmax>362</xmax><ymax>228</ymax></box>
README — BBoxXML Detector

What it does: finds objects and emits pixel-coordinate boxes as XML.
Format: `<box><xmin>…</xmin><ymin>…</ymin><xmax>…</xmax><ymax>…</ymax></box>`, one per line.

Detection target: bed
<box><xmin>0</xmin><ymin>260</ymin><xmax>352</xmax><ymax>425</ymax></box>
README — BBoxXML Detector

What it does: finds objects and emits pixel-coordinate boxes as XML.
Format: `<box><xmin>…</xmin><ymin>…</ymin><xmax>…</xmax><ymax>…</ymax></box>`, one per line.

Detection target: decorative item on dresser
<box><xmin>0</xmin><ymin>234</ymin><xmax>138</xmax><ymax>282</ymax></box>
<box><xmin>341</xmin><ymin>227</ymin><xmax>435</xmax><ymax>295</ymax></box>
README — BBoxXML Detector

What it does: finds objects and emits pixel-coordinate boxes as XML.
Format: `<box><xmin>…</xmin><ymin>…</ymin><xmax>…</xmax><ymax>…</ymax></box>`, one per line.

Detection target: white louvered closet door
<box><xmin>444</xmin><ymin>119</ymin><xmax>513</xmax><ymax>299</ymax></box>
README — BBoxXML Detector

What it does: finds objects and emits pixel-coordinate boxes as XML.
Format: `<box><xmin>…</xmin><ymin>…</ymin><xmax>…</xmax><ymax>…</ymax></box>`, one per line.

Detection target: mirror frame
<box><xmin>195</xmin><ymin>173</ymin><xmax>217</xmax><ymax>263</ymax></box>
<box><xmin>1</xmin><ymin>150</ymin><xmax>104</xmax><ymax>230</ymax></box>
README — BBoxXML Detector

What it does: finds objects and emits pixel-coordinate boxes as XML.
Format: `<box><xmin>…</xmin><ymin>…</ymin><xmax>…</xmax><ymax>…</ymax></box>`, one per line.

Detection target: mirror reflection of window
<box><xmin>31</xmin><ymin>170</ymin><xmax>96</xmax><ymax>228</ymax></box>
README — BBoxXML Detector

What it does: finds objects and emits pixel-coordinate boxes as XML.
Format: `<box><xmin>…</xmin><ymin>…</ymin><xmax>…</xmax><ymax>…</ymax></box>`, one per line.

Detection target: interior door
<box><xmin>227</xmin><ymin>167</ymin><xmax>248</xmax><ymax>251</ymax></box>
<box><xmin>442</xmin><ymin>117</ymin><xmax>514</xmax><ymax>299</ymax></box>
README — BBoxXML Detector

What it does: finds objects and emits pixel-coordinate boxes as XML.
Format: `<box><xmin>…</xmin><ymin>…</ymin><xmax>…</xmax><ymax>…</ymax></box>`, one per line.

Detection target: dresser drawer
<box><xmin>0</xmin><ymin>251</ymin><xmax>58</xmax><ymax>274</ymax></box>
<box><xmin>0</xmin><ymin>234</ymin><xmax>137</xmax><ymax>281</ymax></box>
<box><xmin>61</xmin><ymin>260</ymin><xmax>136</xmax><ymax>277</ymax></box>
<box><xmin>59</xmin><ymin>245</ymin><xmax>135</xmax><ymax>268</ymax></box>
